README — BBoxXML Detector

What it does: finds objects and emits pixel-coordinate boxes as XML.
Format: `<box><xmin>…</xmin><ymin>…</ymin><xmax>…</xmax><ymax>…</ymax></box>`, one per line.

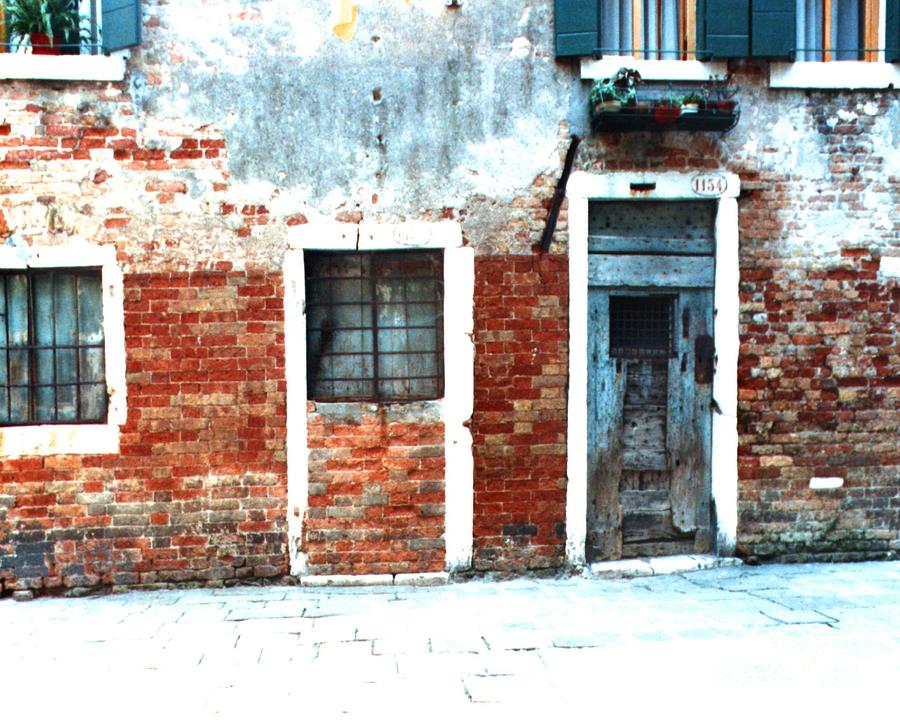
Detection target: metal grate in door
<box><xmin>609</xmin><ymin>296</ymin><xmax>675</xmax><ymax>358</ymax></box>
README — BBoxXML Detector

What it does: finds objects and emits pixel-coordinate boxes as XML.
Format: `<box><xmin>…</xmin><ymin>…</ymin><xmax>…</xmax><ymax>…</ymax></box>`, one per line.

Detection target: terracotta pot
<box><xmin>30</xmin><ymin>33</ymin><xmax>63</xmax><ymax>56</ymax></box>
<box><xmin>653</xmin><ymin>106</ymin><xmax>680</xmax><ymax>124</ymax></box>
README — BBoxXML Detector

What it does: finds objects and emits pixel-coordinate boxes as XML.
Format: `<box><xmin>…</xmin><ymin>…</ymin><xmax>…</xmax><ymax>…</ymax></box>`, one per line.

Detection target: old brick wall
<box><xmin>304</xmin><ymin>404</ymin><xmax>445</xmax><ymax>575</ymax></box>
<box><xmin>472</xmin><ymin>255</ymin><xmax>569</xmax><ymax>572</ymax></box>
<box><xmin>733</xmin><ymin>87</ymin><xmax>899</xmax><ymax>561</ymax></box>
<box><xmin>0</xmin><ymin>271</ymin><xmax>288</xmax><ymax>594</ymax></box>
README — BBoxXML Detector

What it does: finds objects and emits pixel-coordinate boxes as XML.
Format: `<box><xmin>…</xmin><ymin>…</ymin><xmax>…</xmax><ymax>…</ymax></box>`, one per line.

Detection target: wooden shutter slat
<box><xmin>102</xmin><ymin>0</ymin><xmax>142</xmax><ymax>53</ymax></box>
<box><xmin>555</xmin><ymin>0</ymin><xmax>599</xmax><ymax>57</ymax></box>
<box><xmin>703</xmin><ymin>0</ymin><xmax>750</xmax><ymax>57</ymax></box>
<box><xmin>751</xmin><ymin>0</ymin><xmax>796</xmax><ymax>58</ymax></box>
<box><xmin>884</xmin><ymin>0</ymin><xmax>899</xmax><ymax>61</ymax></box>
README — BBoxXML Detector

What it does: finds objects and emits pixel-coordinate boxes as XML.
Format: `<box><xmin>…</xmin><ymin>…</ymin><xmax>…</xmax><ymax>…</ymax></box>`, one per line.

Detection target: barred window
<box><xmin>305</xmin><ymin>250</ymin><xmax>444</xmax><ymax>402</ymax></box>
<box><xmin>609</xmin><ymin>295</ymin><xmax>675</xmax><ymax>359</ymax></box>
<box><xmin>0</xmin><ymin>268</ymin><xmax>108</xmax><ymax>425</ymax></box>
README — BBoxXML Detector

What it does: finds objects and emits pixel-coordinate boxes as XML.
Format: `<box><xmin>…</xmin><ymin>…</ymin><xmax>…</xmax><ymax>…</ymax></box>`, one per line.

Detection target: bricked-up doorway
<box><xmin>586</xmin><ymin>202</ymin><xmax>715</xmax><ymax>560</ymax></box>
<box><xmin>565</xmin><ymin>172</ymin><xmax>741</xmax><ymax>567</ymax></box>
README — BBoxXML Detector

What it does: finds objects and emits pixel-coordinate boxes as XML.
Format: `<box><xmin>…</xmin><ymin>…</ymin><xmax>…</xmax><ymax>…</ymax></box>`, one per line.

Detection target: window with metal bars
<box><xmin>305</xmin><ymin>250</ymin><xmax>444</xmax><ymax>402</ymax></box>
<box><xmin>0</xmin><ymin>268</ymin><xmax>108</xmax><ymax>426</ymax></box>
<box><xmin>609</xmin><ymin>295</ymin><xmax>675</xmax><ymax>358</ymax></box>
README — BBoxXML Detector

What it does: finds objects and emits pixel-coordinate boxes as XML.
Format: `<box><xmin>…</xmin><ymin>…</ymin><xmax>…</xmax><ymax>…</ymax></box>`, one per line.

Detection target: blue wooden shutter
<box><xmin>751</xmin><ymin>0</ymin><xmax>796</xmax><ymax>58</ymax></box>
<box><xmin>703</xmin><ymin>0</ymin><xmax>750</xmax><ymax>57</ymax></box>
<box><xmin>887</xmin><ymin>0</ymin><xmax>900</xmax><ymax>62</ymax></box>
<box><xmin>102</xmin><ymin>0</ymin><xmax>142</xmax><ymax>53</ymax></box>
<box><xmin>555</xmin><ymin>0</ymin><xmax>599</xmax><ymax>57</ymax></box>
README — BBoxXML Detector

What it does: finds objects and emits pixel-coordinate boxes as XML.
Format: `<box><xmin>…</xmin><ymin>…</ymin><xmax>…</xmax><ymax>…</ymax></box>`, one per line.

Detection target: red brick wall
<box><xmin>0</xmin><ymin>270</ymin><xmax>288</xmax><ymax>595</ymax></box>
<box><xmin>471</xmin><ymin>255</ymin><xmax>569</xmax><ymax>571</ymax></box>
<box><xmin>737</xmin><ymin>208</ymin><xmax>899</xmax><ymax>561</ymax></box>
<box><xmin>304</xmin><ymin>405</ymin><xmax>445</xmax><ymax>575</ymax></box>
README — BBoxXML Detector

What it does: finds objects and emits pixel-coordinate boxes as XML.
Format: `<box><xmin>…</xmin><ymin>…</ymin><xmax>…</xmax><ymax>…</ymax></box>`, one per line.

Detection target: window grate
<box><xmin>305</xmin><ymin>250</ymin><xmax>444</xmax><ymax>402</ymax></box>
<box><xmin>609</xmin><ymin>296</ymin><xmax>675</xmax><ymax>358</ymax></box>
<box><xmin>0</xmin><ymin>268</ymin><xmax>108</xmax><ymax>426</ymax></box>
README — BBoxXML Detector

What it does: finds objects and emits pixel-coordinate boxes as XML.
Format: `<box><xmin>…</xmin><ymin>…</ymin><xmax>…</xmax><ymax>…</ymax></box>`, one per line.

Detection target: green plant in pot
<box><xmin>3</xmin><ymin>0</ymin><xmax>85</xmax><ymax>55</ymax></box>
<box><xmin>680</xmin><ymin>91</ymin><xmax>703</xmax><ymax>114</ymax></box>
<box><xmin>590</xmin><ymin>67</ymin><xmax>641</xmax><ymax>113</ymax></box>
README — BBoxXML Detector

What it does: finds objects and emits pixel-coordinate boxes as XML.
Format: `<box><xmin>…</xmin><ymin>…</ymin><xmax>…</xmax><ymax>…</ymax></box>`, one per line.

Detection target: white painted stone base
<box><xmin>300</xmin><ymin>572</ymin><xmax>449</xmax><ymax>588</ymax></box>
<box><xmin>588</xmin><ymin>555</ymin><xmax>743</xmax><ymax>580</ymax></box>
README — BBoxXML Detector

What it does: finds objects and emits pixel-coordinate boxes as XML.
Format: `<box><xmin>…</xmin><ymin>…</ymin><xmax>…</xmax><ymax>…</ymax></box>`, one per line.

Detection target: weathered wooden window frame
<box><xmin>0</xmin><ymin>267</ymin><xmax>108</xmax><ymax>426</ymax></box>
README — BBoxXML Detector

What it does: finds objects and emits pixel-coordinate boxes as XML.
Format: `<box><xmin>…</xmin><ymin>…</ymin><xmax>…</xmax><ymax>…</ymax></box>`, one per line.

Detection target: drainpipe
<box><xmin>539</xmin><ymin>135</ymin><xmax>580</xmax><ymax>253</ymax></box>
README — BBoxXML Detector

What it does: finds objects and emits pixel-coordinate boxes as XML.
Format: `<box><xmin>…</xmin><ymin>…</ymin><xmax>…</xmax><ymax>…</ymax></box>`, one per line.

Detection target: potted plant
<box><xmin>3</xmin><ymin>0</ymin><xmax>84</xmax><ymax>55</ymax></box>
<box><xmin>680</xmin><ymin>91</ymin><xmax>703</xmax><ymax>115</ymax></box>
<box><xmin>590</xmin><ymin>67</ymin><xmax>641</xmax><ymax>114</ymax></box>
<box><xmin>709</xmin><ymin>74</ymin><xmax>738</xmax><ymax>114</ymax></box>
<box><xmin>653</xmin><ymin>100</ymin><xmax>681</xmax><ymax>124</ymax></box>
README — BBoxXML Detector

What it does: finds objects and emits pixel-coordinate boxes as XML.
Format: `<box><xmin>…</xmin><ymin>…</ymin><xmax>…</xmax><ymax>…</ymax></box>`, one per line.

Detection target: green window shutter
<box><xmin>102</xmin><ymin>0</ymin><xmax>142</xmax><ymax>53</ymax></box>
<box><xmin>887</xmin><ymin>0</ymin><xmax>900</xmax><ymax>62</ymax></box>
<box><xmin>750</xmin><ymin>0</ymin><xmax>795</xmax><ymax>58</ymax></box>
<box><xmin>703</xmin><ymin>0</ymin><xmax>750</xmax><ymax>58</ymax></box>
<box><xmin>555</xmin><ymin>0</ymin><xmax>599</xmax><ymax>58</ymax></box>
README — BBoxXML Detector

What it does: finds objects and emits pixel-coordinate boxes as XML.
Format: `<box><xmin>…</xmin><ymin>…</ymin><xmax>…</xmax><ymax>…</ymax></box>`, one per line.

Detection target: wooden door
<box><xmin>585</xmin><ymin>201</ymin><xmax>715</xmax><ymax>561</ymax></box>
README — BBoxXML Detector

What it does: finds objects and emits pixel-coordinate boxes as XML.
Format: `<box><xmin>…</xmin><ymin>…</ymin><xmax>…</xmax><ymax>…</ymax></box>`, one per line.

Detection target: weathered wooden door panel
<box><xmin>586</xmin><ymin>290</ymin><xmax>624</xmax><ymax>560</ymax></box>
<box><xmin>586</xmin><ymin>200</ymin><xmax>715</xmax><ymax>561</ymax></box>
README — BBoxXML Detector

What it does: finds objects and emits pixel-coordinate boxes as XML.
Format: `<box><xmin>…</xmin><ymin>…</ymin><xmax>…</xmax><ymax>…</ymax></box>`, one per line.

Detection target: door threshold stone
<box><xmin>588</xmin><ymin>554</ymin><xmax>742</xmax><ymax>579</ymax></box>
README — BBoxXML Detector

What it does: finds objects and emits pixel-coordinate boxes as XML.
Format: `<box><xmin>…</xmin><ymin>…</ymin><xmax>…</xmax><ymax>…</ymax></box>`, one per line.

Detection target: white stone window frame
<box><xmin>564</xmin><ymin>171</ymin><xmax>740</xmax><ymax>566</ymax></box>
<box><xmin>284</xmin><ymin>222</ymin><xmax>474</xmax><ymax>575</ymax></box>
<box><xmin>581</xmin><ymin>58</ymin><xmax>729</xmax><ymax>82</ymax></box>
<box><xmin>771</xmin><ymin>3</ymin><xmax>900</xmax><ymax>88</ymax></box>
<box><xmin>0</xmin><ymin>241</ymin><xmax>127</xmax><ymax>457</ymax></box>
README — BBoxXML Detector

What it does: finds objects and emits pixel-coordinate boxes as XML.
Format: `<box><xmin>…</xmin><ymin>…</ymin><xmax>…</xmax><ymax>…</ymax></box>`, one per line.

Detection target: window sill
<box><xmin>0</xmin><ymin>423</ymin><xmax>120</xmax><ymax>458</ymax></box>
<box><xmin>769</xmin><ymin>61</ymin><xmax>900</xmax><ymax>89</ymax></box>
<box><xmin>580</xmin><ymin>57</ymin><xmax>728</xmax><ymax>81</ymax></box>
<box><xmin>0</xmin><ymin>54</ymin><xmax>125</xmax><ymax>82</ymax></box>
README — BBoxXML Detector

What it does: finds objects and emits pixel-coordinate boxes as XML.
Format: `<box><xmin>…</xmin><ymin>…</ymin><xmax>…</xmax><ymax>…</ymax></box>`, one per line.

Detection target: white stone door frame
<box><xmin>283</xmin><ymin>222</ymin><xmax>475</xmax><ymax>575</ymax></box>
<box><xmin>564</xmin><ymin>171</ymin><xmax>740</xmax><ymax>566</ymax></box>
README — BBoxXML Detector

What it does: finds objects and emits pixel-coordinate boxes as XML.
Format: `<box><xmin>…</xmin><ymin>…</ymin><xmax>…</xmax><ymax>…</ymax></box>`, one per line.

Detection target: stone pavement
<box><xmin>2</xmin><ymin>561</ymin><xmax>898</xmax><ymax>719</ymax></box>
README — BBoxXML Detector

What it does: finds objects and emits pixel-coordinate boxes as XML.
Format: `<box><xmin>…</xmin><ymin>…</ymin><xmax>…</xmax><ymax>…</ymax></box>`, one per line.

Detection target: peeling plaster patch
<box><xmin>862</xmin><ymin>102</ymin><xmax>879</xmax><ymax>117</ymax></box>
<box><xmin>836</xmin><ymin>108</ymin><xmax>858</xmax><ymax>123</ymax></box>
<box><xmin>768</xmin><ymin>115</ymin><xmax>828</xmax><ymax>178</ymax></box>
<box><xmin>509</xmin><ymin>36</ymin><xmax>532</xmax><ymax>59</ymax></box>
<box><xmin>458</xmin><ymin>128</ymin><xmax>557</xmax><ymax>200</ymax></box>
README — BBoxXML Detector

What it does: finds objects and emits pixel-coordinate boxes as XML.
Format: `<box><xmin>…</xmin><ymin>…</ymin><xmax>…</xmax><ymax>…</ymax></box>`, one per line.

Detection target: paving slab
<box><xmin>1</xmin><ymin>561</ymin><xmax>897</xmax><ymax>717</ymax></box>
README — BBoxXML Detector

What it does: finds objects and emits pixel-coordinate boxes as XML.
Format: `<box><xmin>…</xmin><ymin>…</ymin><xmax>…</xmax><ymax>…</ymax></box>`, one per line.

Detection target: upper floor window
<box><xmin>796</xmin><ymin>0</ymin><xmax>879</xmax><ymax>60</ymax></box>
<box><xmin>558</xmin><ymin>0</ymin><xmax>900</xmax><ymax>64</ymax></box>
<box><xmin>600</xmin><ymin>0</ymin><xmax>696</xmax><ymax>60</ymax></box>
<box><xmin>0</xmin><ymin>0</ymin><xmax>140</xmax><ymax>56</ymax></box>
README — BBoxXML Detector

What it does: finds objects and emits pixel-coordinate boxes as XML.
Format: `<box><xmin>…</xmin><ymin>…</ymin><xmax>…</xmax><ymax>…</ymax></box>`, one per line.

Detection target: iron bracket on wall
<box><xmin>540</xmin><ymin>135</ymin><xmax>580</xmax><ymax>253</ymax></box>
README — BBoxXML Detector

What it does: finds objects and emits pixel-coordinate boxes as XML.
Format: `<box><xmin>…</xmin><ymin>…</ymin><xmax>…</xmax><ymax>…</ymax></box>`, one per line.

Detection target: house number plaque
<box><xmin>691</xmin><ymin>174</ymin><xmax>728</xmax><ymax>197</ymax></box>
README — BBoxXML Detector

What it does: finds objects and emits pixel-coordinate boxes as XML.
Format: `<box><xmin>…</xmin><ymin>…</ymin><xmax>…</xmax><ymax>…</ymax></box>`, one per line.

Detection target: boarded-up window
<box><xmin>0</xmin><ymin>269</ymin><xmax>108</xmax><ymax>425</ymax></box>
<box><xmin>305</xmin><ymin>251</ymin><xmax>444</xmax><ymax>401</ymax></box>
